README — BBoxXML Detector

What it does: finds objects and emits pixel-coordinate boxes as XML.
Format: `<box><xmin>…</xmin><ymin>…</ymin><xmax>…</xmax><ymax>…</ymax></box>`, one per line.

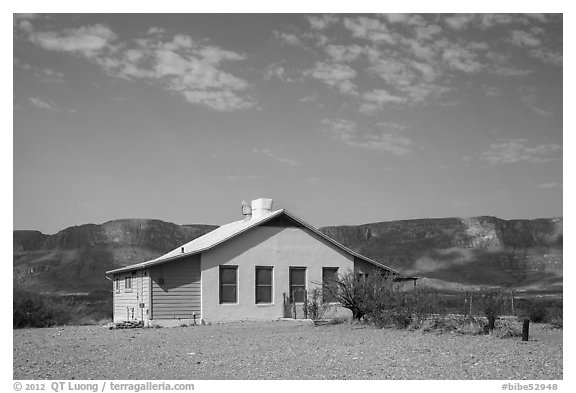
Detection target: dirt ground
<box><xmin>13</xmin><ymin>320</ymin><xmax>562</xmax><ymax>380</ymax></box>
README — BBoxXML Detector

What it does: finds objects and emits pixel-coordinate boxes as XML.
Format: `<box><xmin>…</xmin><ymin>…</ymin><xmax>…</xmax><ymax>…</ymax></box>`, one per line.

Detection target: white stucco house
<box><xmin>105</xmin><ymin>198</ymin><xmax>401</xmax><ymax>325</ymax></box>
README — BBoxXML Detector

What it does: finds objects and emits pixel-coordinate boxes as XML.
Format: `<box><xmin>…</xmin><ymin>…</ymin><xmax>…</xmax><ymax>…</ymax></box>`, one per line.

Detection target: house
<box><xmin>105</xmin><ymin>198</ymin><xmax>401</xmax><ymax>325</ymax></box>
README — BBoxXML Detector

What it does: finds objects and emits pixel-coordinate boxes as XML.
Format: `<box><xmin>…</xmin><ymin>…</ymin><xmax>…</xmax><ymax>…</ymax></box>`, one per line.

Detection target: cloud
<box><xmin>480</xmin><ymin>139</ymin><xmax>562</xmax><ymax>164</ymax></box>
<box><xmin>509</xmin><ymin>30</ymin><xmax>541</xmax><ymax>47</ymax></box>
<box><xmin>273</xmin><ymin>31</ymin><xmax>303</xmax><ymax>46</ymax></box>
<box><xmin>359</xmin><ymin>89</ymin><xmax>407</xmax><ymax>113</ymax></box>
<box><xmin>382</xmin><ymin>14</ymin><xmax>426</xmax><ymax>27</ymax></box>
<box><xmin>529</xmin><ymin>48</ymin><xmax>562</xmax><ymax>66</ymax></box>
<box><xmin>14</xmin><ymin>59</ymin><xmax>65</xmax><ymax>83</ymax></box>
<box><xmin>28</xmin><ymin>97</ymin><xmax>59</xmax><ymax>111</ymax></box>
<box><xmin>343</xmin><ymin>16</ymin><xmax>396</xmax><ymax>44</ymax></box>
<box><xmin>537</xmin><ymin>182</ymin><xmax>561</xmax><ymax>189</ymax></box>
<box><xmin>306</xmin><ymin>62</ymin><xmax>358</xmax><ymax>95</ymax></box>
<box><xmin>482</xmin><ymin>85</ymin><xmax>502</xmax><ymax>96</ymax></box>
<box><xmin>441</xmin><ymin>45</ymin><xmax>483</xmax><ymax>73</ymax></box>
<box><xmin>23</xmin><ymin>22</ymin><xmax>255</xmax><ymax>112</ymax></box>
<box><xmin>183</xmin><ymin>91</ymin><xmax>254</xmax><ymax>111</ymax></box>
<box><xmin>147</xmin><ymin>27</ymin><xmax>165</xmax><ymax>35</ymax></box>
<box><xmin>324</xmin><ymin>44</ymin><xmax>367</xmax><ymax>63</ymax></box>
<box><xmin>444</xmin><ymin>14</ymin><xmax>476</xmax><ymax>30</ymax></box>
<box><xmin>520</xmin><ymin>94</ymin><xmax>555</xmax><ymax>116</ymax></box>
<box><xmin>491</xmin><ymin>65</ymin><xmax>532</xmax><ymax>77</ymax></box>
<box><xmin>29</xmin><ymin>24</ymin><xmax>117</xmax><ymax>57</ymax></box>
<box><xmin>321</xmin><ymin>118</ymin><xmax>413</xmax><ymax>155</ymax></box>
<box><xmin>263</xmin><ymin>63</ymin><xmax>295</xmax><ymax>82</ymax></box>
<box><xmin>252</xmin><ymin>148</ymin><xmax>298</xmax><ymax>166</ymax></box>
<box><xmin>479</xmin><ymin>14</ymin><xmax>515</xmax><ymax>28</ymax></box>
<box><xmin>307</xmin><ymin>15</ymin><xmax>339</xmax><ymax>30</ymax></box>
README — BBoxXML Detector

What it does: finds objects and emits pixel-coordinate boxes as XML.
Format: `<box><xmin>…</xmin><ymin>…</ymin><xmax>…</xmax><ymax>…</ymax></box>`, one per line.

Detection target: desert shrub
<box><xmin>526</xmin><ymin>303</ymin><xmax>548</xmax><ymax>323</ymax></box>
<box><xmin>494</xmin><ymin>320</ymin><xmax>522</xmax><ymax>338</ymax></box>
<box><xmin>321</xmin><ymin>270</ymin><xmax>392</xmax><ymax>320</ymax></box>
<box><xmin>14</xmin><ymin>286</ymin><xmax>72</xmax><ymax>328</ymax></box>
<box><xmin>14</xmin><ymin>285</ymin><xmax>113</xmax><ymax>328</ymax></box>
<box><xmin>549</xmin><ymin>316</ymin><xmax>563</xmax><ymax>329</ymax></box>
<box><xmin>478</xmin><ymin>288</ymin><xmax>506</xmax><ymax>331</ymax></box>
<box><xmin>366</xmin><ymin>290</ymin><xmax>417</xmax><ymax>329</ymax></box>
<box><xmin>516</xmin><ymin>298</ymin><xmax>562</xmax><ymax>324</ymax></box>
<box><xmin>302</xmin><ymin>288</ymin><xmax>330</xmax><ymax>321</ymax></box>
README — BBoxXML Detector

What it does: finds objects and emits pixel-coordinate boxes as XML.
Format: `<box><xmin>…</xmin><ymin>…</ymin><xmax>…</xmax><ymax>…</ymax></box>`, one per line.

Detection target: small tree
<box><xmin>321</xmin><ymin>270</ymin><xmax>392</xmax><ymax>321</ymax></box>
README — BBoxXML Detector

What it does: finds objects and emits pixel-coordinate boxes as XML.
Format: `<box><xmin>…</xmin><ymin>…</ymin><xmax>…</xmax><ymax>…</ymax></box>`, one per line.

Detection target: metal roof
<box><xmin>106</xmin><ymin>209</ymin><xmax>399</xmax><ymax>275</ymax></box>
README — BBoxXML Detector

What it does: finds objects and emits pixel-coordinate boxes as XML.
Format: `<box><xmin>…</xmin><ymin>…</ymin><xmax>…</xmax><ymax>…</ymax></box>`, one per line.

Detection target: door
<box><xmin>136</xmin><ymin>271</ymin><xmax>145</xmax><ymax>320</ymax></box>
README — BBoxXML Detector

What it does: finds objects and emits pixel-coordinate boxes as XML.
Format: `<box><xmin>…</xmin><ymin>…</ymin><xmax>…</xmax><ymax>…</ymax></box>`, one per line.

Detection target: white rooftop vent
<box><xmin>251</xmin><ymin>198</ymin><xmax>273</xmax><ymax>219</ymax></box>
<box><xmin>241</xmin><ymin>200</ymin><xmax>252</xmax><ymax>220</ymax></box>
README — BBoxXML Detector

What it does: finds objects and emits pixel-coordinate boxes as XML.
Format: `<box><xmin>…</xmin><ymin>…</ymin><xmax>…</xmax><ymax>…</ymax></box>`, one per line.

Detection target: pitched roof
<box><xmin>106</xmin><ymin>210</ymin><xmax>398</xmax><ymax>275</ymax></box>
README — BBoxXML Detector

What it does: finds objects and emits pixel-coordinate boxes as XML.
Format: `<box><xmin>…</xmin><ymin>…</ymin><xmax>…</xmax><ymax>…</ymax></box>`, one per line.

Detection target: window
<box><xmin>255</xmin><ymin>267</ymin><xmax>273</xmax><ymax>304</ymax></box>
<box><xmin>125</xmin><ymin>276</ymin><xmax>132</xmax><ymax>292</ymax></box>
<box><xmin>219</xmin><ymin>266</ymin><xmax>238</xmax><ymax>304</ymax></box>
<box><xmin>115</xmin><ymin>277</ymin><xmax>120</xmax><ymax>293</ymax></box>
<box><xmin>322</xmin><ymin>267</ymin><xmax>339</xmax><ymax>303</ymax></box>
<box><xmin>289</xmin><ymin>267</ymin><xmax>306</xmax><ymax>303</ymax></box>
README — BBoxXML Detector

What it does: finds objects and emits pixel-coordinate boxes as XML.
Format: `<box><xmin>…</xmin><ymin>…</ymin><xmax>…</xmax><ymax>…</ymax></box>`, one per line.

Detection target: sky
<box><xmin>13</xmin><ymin>13</ymin><xmax>564</xmax><ymax>234</ymax></box>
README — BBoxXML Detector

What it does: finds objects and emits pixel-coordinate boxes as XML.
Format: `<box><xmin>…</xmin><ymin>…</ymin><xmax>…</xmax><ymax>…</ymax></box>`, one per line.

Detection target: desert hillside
<box><xmin>14</xmin><ymin>216</ymin><xmax>562</xmax><ymax>297</ymax></box>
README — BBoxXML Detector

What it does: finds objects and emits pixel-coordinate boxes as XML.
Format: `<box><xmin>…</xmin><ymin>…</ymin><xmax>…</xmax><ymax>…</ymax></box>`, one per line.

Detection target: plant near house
<box><xmin>302</xmin><ymin>288</ymin><xmax>330</xmax><ymax>322</ymax></box>
<box><xmin>321</xmin><ymin>270</ymin><xmax>393</xmax><ymax>321</ymax></box>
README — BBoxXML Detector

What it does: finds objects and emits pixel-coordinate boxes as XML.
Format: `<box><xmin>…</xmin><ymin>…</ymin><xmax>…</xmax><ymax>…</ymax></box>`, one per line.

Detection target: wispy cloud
<box><xmin>509</xmin><ymin>29</ymin><xmax>542</xmax><ymax>47</ymax></box>
<box><xmin>21</xmin><ymin>21</ymin><xmax>255</xmax><ymax>112</ymax></box>
<box><xmin>273</xmin><ymin>31</ymin><xmax>303</xmax><ymax>46</ymax></box>
<box><xmin>480</xmin><ymin>139</ymin><xmax>562</xmax><ymax>164</ymax></box>
<box><xmin>14</xmin><ymin>58</ymin><xmax>65</xmax><ymax>83</ymax></box>
<box><xmin>520</xmin><ymin>94</ymin><xmax>555</xmax><ymax>116</ymax></box>
<box><xmin>29</xmin><ymin>24</ymin><xmax>117</xmax><ymax>57</ymax></box>
<box><xmin>321</xmin><ymin>118</ymin><xmax>413</xmax><ymax>155</ymax></box>
<box><xmin>263</xmin><ymin>62</ymin><xmax>295</xmax><ymax>82</ymax></box>
<box><xmin>306</xmin><ymin>62</ymin><xmax>358</xmax><ymax>95</ymax></box>
<box><xmin>307</xmin><ymin>15</ymin><xmax>339</xmax><ymax>30</ymax></box>
<box><xmin>28</xmin><ymin>97</ymin><xmax>59</xmax><ymax>111</ymax></box>
<box><xmin>537</xmin><ymin>182</ymin><xmax>561</xmax><ymax>189</ymax></box>
<box><xmin>343</xmin><ymin>16</ymin><xmax>396</xmax><ymax>44</ymax></box>
<box><xmin>529</xmin><ymin>48</ymin><xmax>562</xmax><ymax>66</ymax></box>
<box><xmin>252</xmin><ymin>148</ymin><xmax>298</xmax><ymax>166</ymax></box>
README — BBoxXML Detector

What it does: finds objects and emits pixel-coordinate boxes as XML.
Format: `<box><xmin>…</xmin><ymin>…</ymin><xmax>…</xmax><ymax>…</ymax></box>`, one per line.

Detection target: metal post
<box><xmin>522</xmin><ymin>319</ymin><xmax>530</xmax><ymax>341</ymax></box>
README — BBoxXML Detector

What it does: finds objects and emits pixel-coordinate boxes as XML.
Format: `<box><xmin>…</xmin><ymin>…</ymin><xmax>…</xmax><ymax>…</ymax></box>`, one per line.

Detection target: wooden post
<box><xmin>511</xmin><ymin>289</ymin><xmax>516</xmax><ymax>316</ymax></box>
<box><xmin>303</xmin><ymin>291</ymin><xmax>308</xmax><ymax>319</ymax></box>
<box><xmin>522</xmin><ymin>318</ymin><xmax>530</xmax><ymax>341</ymax></box>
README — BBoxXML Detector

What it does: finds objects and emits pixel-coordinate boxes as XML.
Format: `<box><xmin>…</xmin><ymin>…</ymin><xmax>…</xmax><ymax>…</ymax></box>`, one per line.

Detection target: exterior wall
<box><xmin>150</xmin><ymin>255</ymin><xmax>201</xmax><ymax>320</ymax></box>
<box><xmin>201</xmin><ymin>226</ymin><xmax>355</xmax><ymax>322</ymax></box>
<box><xmin>112</xmin><ymin>270</ymin><xmax>150</xmax><ymax>323</ymax></box>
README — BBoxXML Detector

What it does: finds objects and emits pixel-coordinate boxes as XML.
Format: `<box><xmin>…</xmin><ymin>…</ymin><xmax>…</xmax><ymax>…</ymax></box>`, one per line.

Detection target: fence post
<box><xmin>511</xmin><ymin>289</ymin><xmax>516</xmax><ymax>316</ymax></box>
<box><xmin>522</xmin><ymin>319</ymin><xmax>530</xmax><ymax>341</ymax></box>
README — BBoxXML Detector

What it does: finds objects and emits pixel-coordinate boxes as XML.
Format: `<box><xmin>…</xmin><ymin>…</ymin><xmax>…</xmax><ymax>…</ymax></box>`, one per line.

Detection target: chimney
<box><xmin>250</xmin><ymin>198</ymin><xmax>273</xmax><ymax>219</ymax></box>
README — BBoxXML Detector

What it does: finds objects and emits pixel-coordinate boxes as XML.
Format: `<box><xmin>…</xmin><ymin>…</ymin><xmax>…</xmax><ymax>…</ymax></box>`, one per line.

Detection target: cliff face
<box><xmin>319</xmin><ymin>216</ymin><xmax>563</xmax><ymax>291</ymax></box>
<box><xmin>13</xmin><ymin>216</ymin><xmax>562</xmax><ymax>297</ymax></box>
<box><xmin>13</xmin><ymin>219</ymin><xmax>217</xmax><ymax>295</ymax></box>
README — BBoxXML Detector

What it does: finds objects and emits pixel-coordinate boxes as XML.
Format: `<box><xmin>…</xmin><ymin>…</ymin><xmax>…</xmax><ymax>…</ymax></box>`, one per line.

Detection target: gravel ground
<box><xmin>13</xmin><ymin>320</ymin><xmax>562</xmax><ymax>380</ymax></box>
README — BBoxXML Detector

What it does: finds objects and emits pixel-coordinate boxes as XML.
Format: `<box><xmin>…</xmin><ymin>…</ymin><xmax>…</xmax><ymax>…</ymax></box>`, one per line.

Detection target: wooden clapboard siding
<box><xmin>112</xmin><ymin>272</ymin><xmax>139</xmax><ymax>322</ymax></box>
<box><xmin>150</xmin><ymin>254</ymin><xmax>201</xmax><ymax>319</ymax></box>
